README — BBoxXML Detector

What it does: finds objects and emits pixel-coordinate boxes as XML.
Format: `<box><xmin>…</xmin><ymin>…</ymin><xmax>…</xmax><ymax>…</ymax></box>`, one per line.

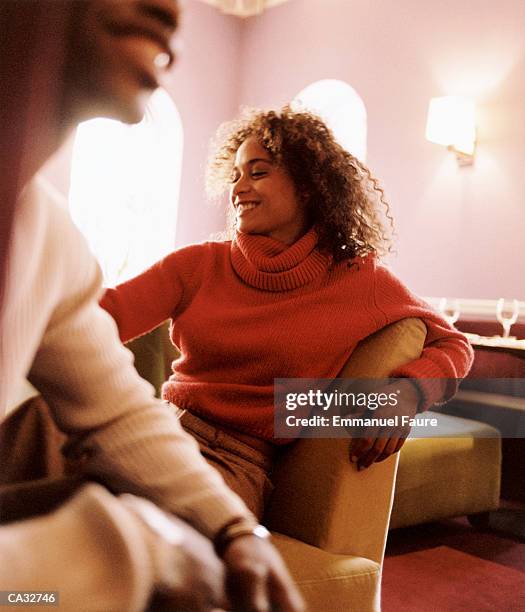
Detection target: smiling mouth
<box><xmin>236</xmin><ymin>202</ymin><xmax>260</xmax><ymax>215</ymax></box>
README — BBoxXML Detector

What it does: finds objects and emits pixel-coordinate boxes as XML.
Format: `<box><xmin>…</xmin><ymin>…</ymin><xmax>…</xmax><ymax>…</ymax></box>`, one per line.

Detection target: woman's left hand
<box><xmin>348</xmin><ymin>379</ymin><xmax>420</xmax><ymax>471</ymax></box>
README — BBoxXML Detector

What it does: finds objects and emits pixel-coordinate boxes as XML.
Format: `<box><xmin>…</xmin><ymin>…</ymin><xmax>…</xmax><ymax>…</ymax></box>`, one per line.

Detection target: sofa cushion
<box><xmin>390</xmin><ymin>414</ymin><xmax>501</xmax><ymax>529</ymax></box>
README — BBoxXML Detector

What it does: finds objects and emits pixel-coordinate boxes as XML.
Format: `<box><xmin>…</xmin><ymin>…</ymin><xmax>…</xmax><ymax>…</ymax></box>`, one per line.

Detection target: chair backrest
<box><xmin>265</xmin><ymin>318</ymin><xmax>427</xmax><ymax>563</ymax></box>
<box><xmin>127</xmin><ymin>321</ymin><xmax>175</xmax><ymax>396</ymax></box>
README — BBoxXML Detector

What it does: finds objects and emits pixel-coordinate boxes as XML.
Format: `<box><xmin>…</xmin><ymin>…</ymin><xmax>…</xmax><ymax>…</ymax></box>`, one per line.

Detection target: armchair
<box><xmin>265</xmin><ymin>317</ymin><xmax>426</xmax><ymax>611</ymax></box>
<box><xmin>130</xmin><ymin>317</ymin><xmax>429</xmax><ymax>610</ymax></box>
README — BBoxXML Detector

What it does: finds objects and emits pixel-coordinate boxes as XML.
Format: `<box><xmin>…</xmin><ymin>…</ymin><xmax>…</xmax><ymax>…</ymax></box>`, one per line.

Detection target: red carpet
<box><xmin>382</xmin><ymin>546</ymin><xmax>525</xmax><ymax>612</ymax></box>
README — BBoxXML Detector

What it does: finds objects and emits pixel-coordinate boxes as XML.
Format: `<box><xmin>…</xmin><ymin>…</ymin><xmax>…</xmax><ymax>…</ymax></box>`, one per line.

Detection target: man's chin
<box><xmin>110</xmin><ymin>89</ymin><xmax>152</xmax><ymax>125</ymax></box>
<box><xmin>69</xmin><ymin>86</ymin><xmax>152</xmax><ymax>127</ymax></box>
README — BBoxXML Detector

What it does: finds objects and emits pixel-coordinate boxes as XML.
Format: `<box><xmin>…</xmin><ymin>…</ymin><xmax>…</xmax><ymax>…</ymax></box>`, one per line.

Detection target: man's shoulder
<box><xmin>20</xmin><ymin>176</ymin><xmax>99</xmax><ymax>288</ymax></box>
<box><xmin>19</xmin><ymin>176</ymin><xmax>76</xmax><ymax>237</ymax></box>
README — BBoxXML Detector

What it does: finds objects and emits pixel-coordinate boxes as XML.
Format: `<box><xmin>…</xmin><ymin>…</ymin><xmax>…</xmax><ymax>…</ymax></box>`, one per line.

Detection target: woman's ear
<box><xmin>300</xmin><ymin>191</ymin><xmax>314</xmax><ymax>222</ymax></box>
<box><xmin>298</xmin><ymin>189</ymin><xmax>310</xmax><ymax>206</ymax></box>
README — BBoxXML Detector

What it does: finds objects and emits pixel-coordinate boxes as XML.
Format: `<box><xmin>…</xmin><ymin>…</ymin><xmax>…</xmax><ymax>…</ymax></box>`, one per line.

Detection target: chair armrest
<box><xmin>265</xmin><ymin>318</ymin><xmax>426</xmax><ymax>564</ymax></box>
<box><xmin>266</xmin><ymin>438</ymin><xmax>399</xmax><ymax>563</ymax></box>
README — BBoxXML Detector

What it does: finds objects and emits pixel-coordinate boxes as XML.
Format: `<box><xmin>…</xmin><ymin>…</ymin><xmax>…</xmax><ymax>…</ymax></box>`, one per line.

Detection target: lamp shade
<box><xmin>425</xmin><ymin>96</ymin><xmax>476</xmax><ymax>156</ymax></box>
<box><xmin>198</xmin><ymin>0</ymin><xmax>289</xmax><ymax>17</ymax></box>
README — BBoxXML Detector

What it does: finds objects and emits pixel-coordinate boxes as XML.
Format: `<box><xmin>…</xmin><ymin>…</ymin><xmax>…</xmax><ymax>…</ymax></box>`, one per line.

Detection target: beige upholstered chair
<box><xmin>129</xmin><ymin>317</ymin><xmax>427</xmax><ymax>610</ymax></box>
<box><xmin>265</xmin><ymin>318</ymin><xmax>427</xmax><ymax>612</ymax></box>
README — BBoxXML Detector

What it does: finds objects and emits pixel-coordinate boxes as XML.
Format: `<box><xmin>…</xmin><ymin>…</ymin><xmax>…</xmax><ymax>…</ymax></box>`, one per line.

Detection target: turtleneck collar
<box><xmin>231</xmin><ymin>227</ymin><xmax>330</xmax><ymax>291</ymax></box>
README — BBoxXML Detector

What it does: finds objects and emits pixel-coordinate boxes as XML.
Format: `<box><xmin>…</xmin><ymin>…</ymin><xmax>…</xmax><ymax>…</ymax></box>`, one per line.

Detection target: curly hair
<box><xmin>206</xmin><ymin>106</ymin><xmax>394</xmax><ymax>262</ymax></box>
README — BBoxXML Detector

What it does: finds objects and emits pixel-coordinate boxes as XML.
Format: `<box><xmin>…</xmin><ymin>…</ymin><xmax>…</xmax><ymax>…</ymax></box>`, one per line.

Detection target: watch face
<box><xmin>253</xmin><ymin>524</ymin><xmax>271</xmax><ymax>539</ymax></box>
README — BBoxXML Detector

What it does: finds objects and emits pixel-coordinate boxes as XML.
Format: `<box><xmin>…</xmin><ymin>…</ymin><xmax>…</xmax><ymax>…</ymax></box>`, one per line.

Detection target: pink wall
<box><xmin>42</xmin><ymin>0</ymin><xmax>524</xmax><ymax>301</ymax></box>
<box><xmin>163</xmin><ymin>2</ymin><xmax>242</xmax><ymax>245</ymax></box>
<box><xmin>237</xmin><ymin>0</ymin><xmax>525</xmax><ymax>300</ymax></box>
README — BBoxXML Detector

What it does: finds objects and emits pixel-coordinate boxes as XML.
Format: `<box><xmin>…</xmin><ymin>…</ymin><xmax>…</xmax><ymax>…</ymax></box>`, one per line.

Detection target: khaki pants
<box><xmin>178</xmin><ymin>410</ymin><xmax>277</xmax><ymax>520</ymax></box>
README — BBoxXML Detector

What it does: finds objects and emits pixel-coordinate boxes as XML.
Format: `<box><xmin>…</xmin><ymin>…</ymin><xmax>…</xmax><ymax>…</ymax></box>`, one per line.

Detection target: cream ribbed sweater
<box><xmin>0</xmin><ymin>179</ymin><xmax>251</xmax><ymax>609</ymax></box>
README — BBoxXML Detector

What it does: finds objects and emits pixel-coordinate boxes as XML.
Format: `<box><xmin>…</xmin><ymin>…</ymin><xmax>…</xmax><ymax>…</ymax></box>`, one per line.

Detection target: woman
<box><xmin>101</xmin><ymin>107</ymin><xmax>473</xmax><ymax>518</ymax></box>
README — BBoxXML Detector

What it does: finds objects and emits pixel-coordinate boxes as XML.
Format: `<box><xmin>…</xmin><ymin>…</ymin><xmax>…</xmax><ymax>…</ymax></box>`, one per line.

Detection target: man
<box><xmin>0</xmin><ymin>2</ymin><xmax>303</xmax><ymax>610</ymax></box>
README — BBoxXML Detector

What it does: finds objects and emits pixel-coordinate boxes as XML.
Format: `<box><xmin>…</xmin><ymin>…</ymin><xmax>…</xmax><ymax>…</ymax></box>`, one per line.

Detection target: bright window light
<box><xmin>292</xmin><ymin>79</ymin><xmax>367</xmax><ymax>162</ymax></box>
<box><xmin>69</xmin><ymin>88</ymin><xmax>183</xmax><ymax>286</ymax></box>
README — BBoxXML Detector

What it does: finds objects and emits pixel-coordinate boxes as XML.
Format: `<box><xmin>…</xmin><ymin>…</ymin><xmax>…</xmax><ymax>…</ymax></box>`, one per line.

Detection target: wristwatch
<box><xmin>214</xmin><ymin>519</ymin><xmax>271</xmax><ymax>556</ymax></box>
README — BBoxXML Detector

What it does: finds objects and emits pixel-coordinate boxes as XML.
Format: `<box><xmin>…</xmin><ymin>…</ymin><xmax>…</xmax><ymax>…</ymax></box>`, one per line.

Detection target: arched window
<box><xmin>69</xmin><ymin>88</ymin><xmax>183</xmax><ymax>286</ymax></box>
<box><xmin>293</xmin><ymin>79</ymin><xmax>367</xmax><ymax>162</ymax></box>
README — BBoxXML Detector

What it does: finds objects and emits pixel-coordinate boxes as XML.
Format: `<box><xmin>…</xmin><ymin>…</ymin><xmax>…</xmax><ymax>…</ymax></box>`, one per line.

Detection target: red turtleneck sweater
<box><xmin>101</xmin><ymin>229</ymin><xmax>473</xmax><ymax>441</ymax></box>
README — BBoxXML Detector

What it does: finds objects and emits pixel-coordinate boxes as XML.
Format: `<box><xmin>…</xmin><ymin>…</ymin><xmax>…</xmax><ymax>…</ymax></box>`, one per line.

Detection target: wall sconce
<box><xmin>425</xmin><ymin>96</ymin><xmax>476</xmax><ymax>166</ymax></box>
<box><xmin>198</xmin><ymin>0</ymin><xmax>290</xmax><ymax>17</ymax></box>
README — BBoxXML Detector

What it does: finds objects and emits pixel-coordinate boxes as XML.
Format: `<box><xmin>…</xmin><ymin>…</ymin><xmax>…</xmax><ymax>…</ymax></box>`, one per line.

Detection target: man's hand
<box><xmin>120</xmin><ymin>494</ymin><xmax>226</xmax><ymax>611</ymax></box>
<box><xmin>223</xmin><ymin>535</ymin><xmax>305</xmax><ymax>612</ymax></box>
<box><xmin>348</xmin><ymin>379</ymin><xmax>420</xmax><ymax>471</ymax></box>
